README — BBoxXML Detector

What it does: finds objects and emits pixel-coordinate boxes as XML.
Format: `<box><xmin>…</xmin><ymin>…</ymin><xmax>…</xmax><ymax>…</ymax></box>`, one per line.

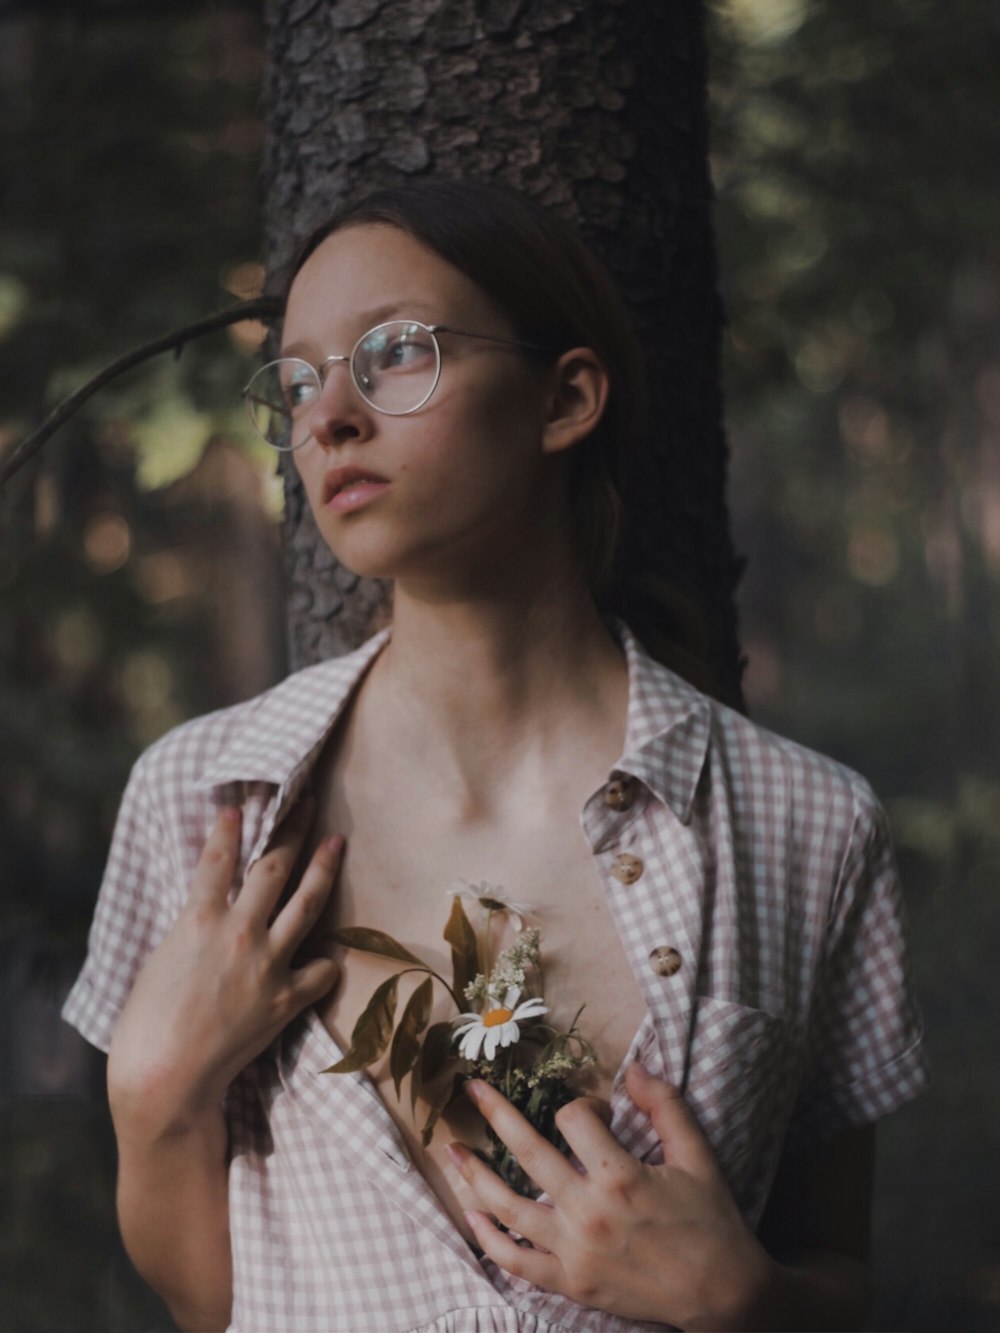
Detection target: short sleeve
<box><xmin>787</xmin><ymin>786</ymin><xmax>928</xmax><ymax>1149</ymax></box>
<box><xmin>61</xmin><ymin>752</ymin><xmax>182</xmax><ymax>1053</ymax></box>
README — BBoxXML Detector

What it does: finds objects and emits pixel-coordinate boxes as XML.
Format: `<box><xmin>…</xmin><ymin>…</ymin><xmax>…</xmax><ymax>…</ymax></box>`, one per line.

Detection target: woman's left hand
<box><xmin>448</xmin><ymin>1063</ymin><xmax>776</xmax><ymax>1331</ymax></box>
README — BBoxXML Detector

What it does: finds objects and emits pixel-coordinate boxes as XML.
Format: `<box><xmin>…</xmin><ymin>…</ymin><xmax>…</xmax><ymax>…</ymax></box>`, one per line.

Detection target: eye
<box><xmin>279</xmin><ymin>363</ymin><xmax>319</xmax><ymax>413</ymax></box>
<box><xmin>363</xmin><ymin>323</ymin><xmax>436</xmax><ymax>373</ymax></box>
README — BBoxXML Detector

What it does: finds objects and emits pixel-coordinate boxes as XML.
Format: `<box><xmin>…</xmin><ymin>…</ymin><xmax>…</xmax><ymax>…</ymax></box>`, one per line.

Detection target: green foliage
<box><xmin>0</xmin><ymin>5</ymin><xmax>271</xmax><ymax>934</ymax></box>
<box><xmin>710</xmin><ymin>0</ymin><xmax>1000</xmax><ymax>795</ymax></box>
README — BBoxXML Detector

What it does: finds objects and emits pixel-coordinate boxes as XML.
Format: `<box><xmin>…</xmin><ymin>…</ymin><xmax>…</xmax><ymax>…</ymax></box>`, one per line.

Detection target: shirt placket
<box><xmin>581</xmin><ymin>770</ymin><xmax>709</xmax><ymax>1116</ymax></box>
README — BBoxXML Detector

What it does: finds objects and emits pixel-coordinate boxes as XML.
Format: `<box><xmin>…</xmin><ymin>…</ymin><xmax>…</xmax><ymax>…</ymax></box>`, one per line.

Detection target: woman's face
<box><xmin>282</xmin><ymin>222</ymin><xmax>565</xmax><ymax>588</ymax></box>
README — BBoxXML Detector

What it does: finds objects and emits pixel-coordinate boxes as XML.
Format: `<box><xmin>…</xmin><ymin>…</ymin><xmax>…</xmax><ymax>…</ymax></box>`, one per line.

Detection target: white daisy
<box><xmin>453</xmin><ymin>986</ymin><xmax>548</xmax><ymax>1062</ymax></box>
<box><xmin>448</xmin><ymin>880</ymin><xmax>536</xmax><ymax>930</ymax></box>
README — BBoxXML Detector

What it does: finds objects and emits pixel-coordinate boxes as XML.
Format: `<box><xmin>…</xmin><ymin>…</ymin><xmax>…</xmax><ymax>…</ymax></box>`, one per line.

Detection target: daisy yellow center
<box><xmin>483</xmin><ymin>1007</ymin><xmax>514</xmax><ymax>1027</ymax></box>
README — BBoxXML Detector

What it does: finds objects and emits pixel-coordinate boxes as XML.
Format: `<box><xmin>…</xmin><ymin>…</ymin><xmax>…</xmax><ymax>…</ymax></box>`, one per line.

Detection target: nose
<box><xmin>304</xmin><ymin>356</ymin><xmax>374</xmax><ymax>451</ymax></box>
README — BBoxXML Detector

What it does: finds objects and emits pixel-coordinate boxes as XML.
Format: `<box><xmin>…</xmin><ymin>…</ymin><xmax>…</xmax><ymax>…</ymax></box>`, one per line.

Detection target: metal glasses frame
<box><xmin>242</xmin><ymin>319</ymin><xmax>552</xmax><ymax>451</ymax></box>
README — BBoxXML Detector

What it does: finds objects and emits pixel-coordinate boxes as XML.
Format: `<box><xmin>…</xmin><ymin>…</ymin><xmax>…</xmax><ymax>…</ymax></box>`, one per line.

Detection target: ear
<box><xmin>541</xmin><ymin>348</ymin><xmax>610</xmax><ymax>456</ymax></box>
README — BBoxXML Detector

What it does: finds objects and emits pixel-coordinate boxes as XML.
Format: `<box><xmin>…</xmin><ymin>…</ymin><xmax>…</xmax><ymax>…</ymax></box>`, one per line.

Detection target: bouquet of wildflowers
<box><xmin>324</xmin><ymin>882</ymin><xmax>595</xmax><ymax>1197</ymax></box>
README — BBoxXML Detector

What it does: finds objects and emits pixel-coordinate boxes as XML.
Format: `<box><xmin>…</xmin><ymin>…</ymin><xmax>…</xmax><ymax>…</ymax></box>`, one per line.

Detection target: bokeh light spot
<box><xmin>51</xmin><ymin>608</ymin><xmax>103</xmax><ymax>672</ymax></box>
<box><xmin>847</xmin><ymin>525</ymin><xmax>899</xmax><ymax>585</ymax></box>
<box><xmin>83</xmin><ymin>513</ymin><xmax>132</xmax><ymax>573</ymax></box>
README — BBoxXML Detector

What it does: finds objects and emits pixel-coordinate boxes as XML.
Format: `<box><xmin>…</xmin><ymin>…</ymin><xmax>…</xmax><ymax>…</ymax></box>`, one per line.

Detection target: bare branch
<box><xmin>0</xmin><ymin>296</ymin><xmax>282</xmax><ymax>493</ymax></box>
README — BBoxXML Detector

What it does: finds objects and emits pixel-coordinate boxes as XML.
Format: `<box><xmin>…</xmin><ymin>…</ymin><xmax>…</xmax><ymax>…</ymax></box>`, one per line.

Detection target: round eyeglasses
<box><xmin>242</xmin><ymin>319</ymin><xmax>551</xmax><ymax>451</ymax></box>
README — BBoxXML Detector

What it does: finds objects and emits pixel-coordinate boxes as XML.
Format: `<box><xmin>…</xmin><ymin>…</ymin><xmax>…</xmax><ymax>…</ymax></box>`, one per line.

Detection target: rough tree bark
<box><xmin>262</xmin><ymin>0</ymin><xmax>744</xmax><ymax>706</ymax></box>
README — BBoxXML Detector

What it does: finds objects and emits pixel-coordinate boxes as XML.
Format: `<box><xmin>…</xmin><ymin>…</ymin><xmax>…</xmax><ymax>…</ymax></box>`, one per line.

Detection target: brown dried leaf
<box><xmin>411</xmin><ymin>1020</ymin><xmax>455</xmax><ymax>1114</ymax></box>
<box><xmin>420</xmin><ymin>1073</ymin><xmax>464</xmax><ymax>1148</ymax></box>
<box><xmin>390</xmin><ymin>976</ymin><xmax>433</xmax><ymax>1099</ymax></box>
<box><xmin>443</xmin><ymin>896</ymin><xmax>478</xmax><ymax>1002</ymax></box>
<box><xmin>322</xmin><ymin>974</ymin><xmax>399</xmax><ymax>1074</ymax></box>
<box><xmin>327</xmin><ymin>926</ymin><xmax>425</xmax><ymax>968</ymax></box>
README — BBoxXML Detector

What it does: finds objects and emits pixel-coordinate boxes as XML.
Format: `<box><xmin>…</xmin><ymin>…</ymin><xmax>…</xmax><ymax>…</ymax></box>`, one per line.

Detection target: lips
<box><xmin>321</xmin><ymin>465</ymin><xmax>390</xmax><ymax>506</ymax></box>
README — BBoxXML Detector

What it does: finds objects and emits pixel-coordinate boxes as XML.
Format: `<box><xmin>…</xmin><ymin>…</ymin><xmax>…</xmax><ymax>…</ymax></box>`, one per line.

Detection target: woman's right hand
<box><xmin>107</xmin><ymin>799</ymin><xmax>341</xmax><ymax>1137</ymax></box>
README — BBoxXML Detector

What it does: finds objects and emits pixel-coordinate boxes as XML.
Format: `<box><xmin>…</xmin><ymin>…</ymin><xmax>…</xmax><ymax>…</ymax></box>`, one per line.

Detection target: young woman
<box><xmin>63</xmin><ymin>181</ymin><xmax>927</xmax><ymax>1333</ymax></box>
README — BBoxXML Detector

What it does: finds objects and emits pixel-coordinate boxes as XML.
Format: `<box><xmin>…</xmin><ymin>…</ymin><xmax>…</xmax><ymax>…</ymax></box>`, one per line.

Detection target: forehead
<box><xmin>283</xmin><ymin>223</ymin><xmax>500</xmax><ymax>345</ymax></box>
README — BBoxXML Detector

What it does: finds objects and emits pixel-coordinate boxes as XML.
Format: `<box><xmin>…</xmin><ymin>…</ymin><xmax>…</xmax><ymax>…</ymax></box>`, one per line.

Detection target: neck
<box><xmin>362</xmin><ymin>555</ymin><xmax>628</xmax><ymax>817</ymax></box>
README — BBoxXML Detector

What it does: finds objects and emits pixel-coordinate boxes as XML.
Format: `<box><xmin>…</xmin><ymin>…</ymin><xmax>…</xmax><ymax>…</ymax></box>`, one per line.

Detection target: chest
<box><xmin>305</xmin><ymin>750</ymin><xmax>648</xmax><ymax>1236</ymax></box>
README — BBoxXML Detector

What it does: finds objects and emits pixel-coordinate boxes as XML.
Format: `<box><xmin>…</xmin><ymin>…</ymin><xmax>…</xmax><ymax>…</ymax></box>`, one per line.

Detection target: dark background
<box><xmin>1</xmin><ymin>2</ymin><xmax>998</xmax><ymax>1329</ymax></box>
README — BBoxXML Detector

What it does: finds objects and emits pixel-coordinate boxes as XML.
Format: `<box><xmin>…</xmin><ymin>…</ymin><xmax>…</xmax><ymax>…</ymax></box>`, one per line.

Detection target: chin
<box><xmin>311</xmin><ymin>520</ymin><xmax>421</xmax><ymax>584</ymax></box>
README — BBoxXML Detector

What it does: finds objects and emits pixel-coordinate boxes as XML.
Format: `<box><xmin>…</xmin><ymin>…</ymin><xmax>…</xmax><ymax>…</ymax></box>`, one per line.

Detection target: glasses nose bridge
<box><xmin>317</xmin><ymin>351</ymin><xmax>351</xmax><ymax>389</ymax></box>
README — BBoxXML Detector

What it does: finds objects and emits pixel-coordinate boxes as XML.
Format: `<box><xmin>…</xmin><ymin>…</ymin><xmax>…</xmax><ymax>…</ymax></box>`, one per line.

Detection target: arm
<box><xmin>451</xmin><ymin>1068</ymin><xmax>876</xmax><ymax>1332</ymax></box>
<box><xmin>744</xmin><ymin>1122</ymin><xmax>875</xmax><ymax>1332</ymax></box>
<box><xmin>106</xmin><ymin>803</ymin><xmax>341</xmax><ymax>1332</ymax></box>
<box><xmin>109</xmin><ymin>1090</ymin><xmax>232</xmax><ymax>1333</ymax></box>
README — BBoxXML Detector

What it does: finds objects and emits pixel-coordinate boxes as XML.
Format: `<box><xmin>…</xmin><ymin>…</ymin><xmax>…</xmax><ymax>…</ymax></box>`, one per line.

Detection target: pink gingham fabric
<box><xmin>63</xmin><ymin>623</ymin><xmax>927</xmax><ymax>1332</ymax></box>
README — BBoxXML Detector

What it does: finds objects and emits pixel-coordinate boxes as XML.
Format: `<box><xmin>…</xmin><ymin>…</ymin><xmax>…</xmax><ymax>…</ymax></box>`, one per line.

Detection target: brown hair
<box><xmin>285</xmin><ymin>179</ymin><xmax>645</xmax><ymax>604</ymax></box>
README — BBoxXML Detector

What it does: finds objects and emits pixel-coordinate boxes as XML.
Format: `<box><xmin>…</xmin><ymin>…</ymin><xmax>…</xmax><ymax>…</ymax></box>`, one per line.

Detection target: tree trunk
<box><xmin>262</xmin><ymin>0</ymin><xmax>743</xmax><ymax>706</ymax></box>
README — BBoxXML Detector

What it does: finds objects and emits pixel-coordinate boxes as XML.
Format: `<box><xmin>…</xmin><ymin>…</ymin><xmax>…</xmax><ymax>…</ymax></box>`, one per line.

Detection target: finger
<box><xmin>564</xmin><ymin>1094</ymin><xmax>612</xmax><ymax>1128</ymax></box>
<box><xmin>624</xmin><ymin>1063</ymin><xmax>717</xmax><ymax>1178</ymax></box>
<box><xmin>465</xmin><ymin>1080</ymin><xmax>579</xmax><ymax>1202</ymax></box>
<box><xmin>269</xmin><ymin>835</ymin><xmax>343</xmax><ymax>959</ymax></box>
<box><xmin>552</xmin><ymin>1097</ymin><xmax>639</xmax><ymax>1188</ymax></box>
<box><xmin>188</xmin><ymin>807</ymin><xmax>242</xmax><ymax>906</ymax></box>
<box><xmin>287</xmin><ymin>954</ymin><xmax>339</xmax><ymax>1008</ymax></box>
<box><xmin>464</xmin><ymin>1209</ymin><xmax>561</xmax><ymax>1292</ymax></box>
<box><xmin>236</xmin><ymin>796</ymin><xmax>315</xmax><ymax>921</ymax></box>
<box><xmin>445</xmin><ymin>1142</ymin><xmax>558</xmax><ymax>1252</ymax></box>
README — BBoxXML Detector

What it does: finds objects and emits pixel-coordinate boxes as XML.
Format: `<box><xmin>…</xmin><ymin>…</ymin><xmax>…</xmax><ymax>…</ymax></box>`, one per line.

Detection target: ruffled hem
<box><xmin>410</xmin><ymin>1309</ymin><xmax>566</xmax><ymax>1332</ymax></box>
<box><xmin>227</xmin><ymin>1308</ymin><xmax>569</xmax><ymax>1333</ymax></box>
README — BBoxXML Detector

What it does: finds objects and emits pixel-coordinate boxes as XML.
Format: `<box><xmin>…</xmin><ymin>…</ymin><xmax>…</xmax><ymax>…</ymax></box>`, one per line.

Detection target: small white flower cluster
<box><xmin>490</xmin><ymin>927</ymin><xmax>541</xmax><ymax>994</ymax></box>
<box><xmin>527</xmin><ymin>1047</ymin><xmax>595</xmax><ymax>1088</ymax></box>
<box><xmin>464</xmin><ymin>972</ymin><xmax>489</xmax><ymax>1006</ymax></box>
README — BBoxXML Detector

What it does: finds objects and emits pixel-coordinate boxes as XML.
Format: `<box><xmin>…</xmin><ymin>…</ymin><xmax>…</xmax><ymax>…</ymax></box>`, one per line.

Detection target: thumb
<box><xmin>625</xmin><ymin>1062</ymin><xmax>716</xmax><ymax>1177</ymax></box>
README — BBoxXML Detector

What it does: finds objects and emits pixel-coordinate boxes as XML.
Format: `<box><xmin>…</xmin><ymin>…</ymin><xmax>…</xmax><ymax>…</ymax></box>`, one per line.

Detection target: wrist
<box><xmin>729</xmin><ymin>1249</ymin><xmax>874</xmax><ymax>1333</ymax></box>
<box><xmin>108</xmin><ymin>1052</ymin><xmax>226</xmax><ymax>1145</ymax></box>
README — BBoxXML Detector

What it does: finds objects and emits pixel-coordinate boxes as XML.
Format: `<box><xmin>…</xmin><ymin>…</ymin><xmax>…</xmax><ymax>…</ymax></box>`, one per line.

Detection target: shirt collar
<box><xmin>614</xmin><ymin>620</ymin><xmax>712</xmax><ymax>824</ymax></box>
<box><xmin>195</xmin><ymin>627</ymin><xmax>392</xmax><ymax>790</ymax></box>
<box><xmin>196</xmin><ymin>620</ymin><xmax>711</xmax><ymax>822</ymax></box>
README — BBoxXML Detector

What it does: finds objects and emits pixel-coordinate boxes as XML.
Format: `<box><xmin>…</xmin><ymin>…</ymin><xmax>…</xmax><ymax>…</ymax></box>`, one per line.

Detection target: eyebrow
<box><xmin>281</xmin><ymin>300</ymin><xmax>442</xmax><ymax>358</ymax></box>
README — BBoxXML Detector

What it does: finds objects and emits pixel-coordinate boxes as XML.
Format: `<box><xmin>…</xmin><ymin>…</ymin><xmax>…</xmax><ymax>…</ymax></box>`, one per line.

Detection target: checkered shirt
<box><xmin>63</xmin><ymin>623</ymin><xmax>927</xmax><ymax>1332</ymax></box>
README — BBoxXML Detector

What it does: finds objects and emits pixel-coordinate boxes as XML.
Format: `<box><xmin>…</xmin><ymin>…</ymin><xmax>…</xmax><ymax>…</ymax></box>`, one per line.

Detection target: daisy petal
<box><xmin>459</xmin><ymin>1026</ymin><xmax>487</xmax><ymax>1060</ymax></box>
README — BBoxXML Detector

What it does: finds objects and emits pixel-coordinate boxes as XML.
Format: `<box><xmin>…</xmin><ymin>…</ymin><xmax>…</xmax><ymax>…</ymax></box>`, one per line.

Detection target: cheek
<box><xmin>292</xmin><ymin>450</ymin><xmax>323</xmax><ymax>507</ymax></box>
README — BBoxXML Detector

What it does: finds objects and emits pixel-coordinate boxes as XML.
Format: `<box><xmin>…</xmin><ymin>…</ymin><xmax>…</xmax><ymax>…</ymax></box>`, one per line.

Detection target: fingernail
<box><xmin>222</xmin><ymin>806</ymin><xmax>241</xmax><ymax>824</ymax></box>
<box><xmin>464</xmin><ymin>1080</ymin><xmax>485</xmax><ymax>1105</ymax></box>
<box><xmin>324</xmin><ymin>834</ymin><xmax>343</xmax><ymax>854</ymax></box>
<box><xmin>631</xmin><ymin>1060</ymin><xmax>651</xmax><ymax>1079</ymax></box>
<box><xmin>445</xmin><ymin>1142</ymin><xmax>469</xmax><ymax>1166</ymax></box>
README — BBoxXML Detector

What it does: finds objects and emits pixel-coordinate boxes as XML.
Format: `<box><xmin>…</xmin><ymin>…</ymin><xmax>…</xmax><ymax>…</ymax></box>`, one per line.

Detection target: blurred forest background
<box><xmin>1</xmin><ymin>1</ymin><xmax>998</xmax><ymax>1330</ymax></box>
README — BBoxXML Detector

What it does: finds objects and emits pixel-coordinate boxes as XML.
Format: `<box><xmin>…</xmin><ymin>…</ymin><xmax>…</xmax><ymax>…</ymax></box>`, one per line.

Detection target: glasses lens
<box><xmin>353</xmin><ymin>322</ymin><xmax>439</xmax><ymax>414</ymax></box>
<box><xmin>244</xmin><ymin>359</ymin><xmax>319</xmax><ymax>450</ymax></box>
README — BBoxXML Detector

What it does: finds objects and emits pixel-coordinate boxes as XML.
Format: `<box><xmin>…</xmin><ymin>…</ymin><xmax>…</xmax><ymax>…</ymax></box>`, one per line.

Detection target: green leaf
<box><xmin>322</xmin><ymin>974</ymin><xmax>400</xmax><ymax>1074</ymax></box>
<box><xmin>389</xmin><ymin>976</ymin><xmax>433</xmax><ymax>1099</ymax></box>
<box><xmin>443</xmin><ymin>896</ymin><xmax>478</xmax><ymax>1002</ymax></box>
<box><xmin>411</xmin><ymin>1020</ymin><xmax>455</xmax><ymax>1114</ymax></box>
<box><xmin>327</xmin><ymin>926</ymin><xmax>426</xmax><ymax>968</ymax></box>
<box><xmin>420</xmin><ymin>1073</ymin><xmax>464</xmax><ymax>1148</ymax></box>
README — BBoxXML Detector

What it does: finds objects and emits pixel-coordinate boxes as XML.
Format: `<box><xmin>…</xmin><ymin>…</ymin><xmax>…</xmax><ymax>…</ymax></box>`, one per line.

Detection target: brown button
<box><xmin>649</xmin><ymin>945</ymin><xmax>682</xmax><ymax>977</ymax></box>
<box><xmin>604</xmin><ymin>776</ymin><xmax>635</xmax><ymax>812</ymax></box>
<box><xmin>612</xmin><ymin>852</ymin><xmax>644</xmax><ymax>885</ymax></box>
